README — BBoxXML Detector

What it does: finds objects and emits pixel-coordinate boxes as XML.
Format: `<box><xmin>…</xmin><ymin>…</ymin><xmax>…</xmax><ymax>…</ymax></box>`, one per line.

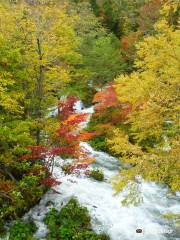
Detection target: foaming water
<box><xmin>21</xmin><ymin>103</ymin><xmax>180</xmax><ymax>240</ymax></box>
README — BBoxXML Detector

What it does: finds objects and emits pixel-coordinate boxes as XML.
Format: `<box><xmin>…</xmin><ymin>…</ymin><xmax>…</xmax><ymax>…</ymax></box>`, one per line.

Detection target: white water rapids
<box><xmin>18</xmin><ymin>103</ymin><xmax>180</xmax><ymax>239</ymax></box>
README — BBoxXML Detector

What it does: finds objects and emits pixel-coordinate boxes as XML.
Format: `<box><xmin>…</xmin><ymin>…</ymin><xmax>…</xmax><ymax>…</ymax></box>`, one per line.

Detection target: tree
<box><xmin>138</xmin><ymin>0</ymin><xmax>162</xmax><ymax>34</ymax></box>
<box><xmin>120</xmin><ymin>0</ymin><xmax>163</xmax><ymax>71</ymax></box>
<box><xmin>23</xmin><ymin>96</ymin><xmax>96</xmax><ymax>175</ymax></box>
<box><xmin>64</xmin><ymin>1</ymin><xmax>127</xmax><ymax>104</ymax></box>
<box><xmin>89</xmin><ymin>0</ymin><xmax>147</xmax><ymax>38</ymax></box>
<box><xmin>0</xmin><ymin>0</ymin><xmax>81</xmax><ymax>144</ymax></box>
<box><xmin>0</xmin><ymin>0</ymin><xmax>81</xmax><ymax>229</ymax></box>
<box><xmin>107</xmin><ymin>3</ymin><xmax>180</xmax><ymax>192</ymax></box>
<box><xmin>83</xmin><ymin>35</ymin><xmax>127</xmax><ymax>87</ymax></box>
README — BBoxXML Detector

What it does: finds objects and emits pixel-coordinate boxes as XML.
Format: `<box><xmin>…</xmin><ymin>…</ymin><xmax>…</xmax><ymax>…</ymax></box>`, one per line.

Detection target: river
<box><xmin>23</xmin><ymin>102</ymin><xmax>180</xmax><ymax>240</ymax></box>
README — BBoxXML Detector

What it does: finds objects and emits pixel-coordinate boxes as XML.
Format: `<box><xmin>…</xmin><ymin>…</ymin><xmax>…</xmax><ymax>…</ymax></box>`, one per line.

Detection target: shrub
<box><xmin>44</xmin><ymin>198</ymin><xmax>109</xmax><ymax>240</ymax></box>
<box><xmin>89</xmin><ymin>135</ymin><xmax>109</xmax><ymax>152</ymax></box>
<box><xmin>9</xmin><ymin>220</ymin><xmax>37</xmax><ymax>240</ymax></box>
<box><xmin>89</xmin><ymin>169</ymin><xmax>104</xmax><ymax>181</ymax></box>
<box><xmin>61</xmin><ymin>164</ymin><xmax>72</xmax><ymax>175</ymax></box>
<box><xmin>0</xmin><ymin>173</ymin><xmax>47</xmax><ymax>233</ymax></box>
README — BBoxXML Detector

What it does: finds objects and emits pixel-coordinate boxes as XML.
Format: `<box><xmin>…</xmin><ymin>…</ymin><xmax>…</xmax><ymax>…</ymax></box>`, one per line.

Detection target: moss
<box><xmin>89</xmin><ymin>169</ymin><xmax>104</xmax><ymax>181</ymax></box>
<box><xmin>44</xmin><ymin>198</ymin><xmax>109</xmax><ymax>240</ymax></box>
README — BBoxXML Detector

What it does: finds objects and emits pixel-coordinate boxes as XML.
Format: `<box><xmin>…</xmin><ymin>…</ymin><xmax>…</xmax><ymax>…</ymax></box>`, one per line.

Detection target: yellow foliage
<box><xmin>115</xmin><ymin>16</ymin><xmax>180</xmax><ymax>141</ymax></box>
<box><xmin>108</xmin><ymin>7</ymin><xmax>180</xmax><ymax>192</ymax></box>
<box><xmin>0</xmin><ymin>1</ymin><xmax>81</xmax><ymax>118</ymax></box>
<box><xmin>0</xmin><ymin>72</ymin><xmax>23</xmax><ymax>115</ymax></box>
<box><xmin>107</xmin><ymin>128</ymin><xmax>142</xmax><ymax>164</ymax></box>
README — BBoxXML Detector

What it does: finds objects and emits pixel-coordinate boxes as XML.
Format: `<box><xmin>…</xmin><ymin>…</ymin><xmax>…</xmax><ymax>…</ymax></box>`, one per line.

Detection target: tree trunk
<box><xmin>36</xmin><ymin>37</ymin><xmax>44</xmax><ymax>145</ymax></box>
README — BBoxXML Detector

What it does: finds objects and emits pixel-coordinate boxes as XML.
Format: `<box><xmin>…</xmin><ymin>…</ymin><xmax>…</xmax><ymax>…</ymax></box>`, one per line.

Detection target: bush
<box><xmin>73</xmin><ymin>231</ymin><xmax>110</xmax><ymax>240</ymax></box>
<box><xmin>89</xmin><ymin>135</ymin><xmax>109</xmax><ymax>152</ymax></box>
<box><xmin>0</xmin><ymin>164</ymin><xmax>48</xmax><ymax>232</ymax></box>
<box><xmin>59</xmin><ymin>199</ymin><xmax>91</xmax><ymax>229</ymax></box>
<box><xmin>44</xmin><ymin>198</ymin><xmax>109</xmax><ymax>240</ymax></box>
<box><xmin>9</xmin><ymin>220</ymin><xmax>37</xmax><ymax>240</ymax></box>
<box><xmin>61</xmin><ymin>164</ymin><xmax>72</xmax><ymax>175</ymax></box>
<box><xmin>89</xmin><ymin>169</ymin><xmax>104</xmax><ymax>181</ymax></box>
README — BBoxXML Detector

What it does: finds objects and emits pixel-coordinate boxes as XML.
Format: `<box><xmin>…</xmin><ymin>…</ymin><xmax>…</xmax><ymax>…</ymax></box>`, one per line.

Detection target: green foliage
<box><xmin>82</xmin><ymin>35</ymin><xmax>127</xmax><ymax>87</ymax></box>
<box><xmin>9</xmin><ymin>220</ymin><xmax>37</xmax><ymax>240</ymax></box>
<box><xmin>89</xmin><ymin>0</ymin><xmax>100</xmax><ymax>15</ymax></box>
<box><xmin>90</xmin><ymin>0</ymin><xmax>147</xmax><ymax>37</ymax></box>
<box><xmin>66</xmin><ymin>1</ymin><xmax>127</xmax><ymax>103</ymax></box>
<box><xmin>89</xmin><ymin>169</ymin><xmax>104</xmax><ymax>181</ymax></box>
<box><xmin>62</xmin><ymin>80</ymin><xmax>96</xmax><ymax>106</ymax></box>
<box><xmin>89</xmin><ymin>135</ymin><xmax>108</xmax><ymax>152</ymax></box>
<box><xmin>86</xmin><ymin>112</ymin><xmax>110</xmax><ymax>152</ymax></box>
<box><xmin>44</xmin><ymin>198</ymin><xmax>109</xmax><ymax>240</ymax></box>
<box><xmin>0</xmin><ymin>175</ymin><xmax>47</xmax><ymax>231</ymax></box>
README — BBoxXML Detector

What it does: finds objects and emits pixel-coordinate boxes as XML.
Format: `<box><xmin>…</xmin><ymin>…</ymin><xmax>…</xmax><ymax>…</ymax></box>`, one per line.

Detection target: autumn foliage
<box><xmin>92</xmin><ymin>85</ymin><xmax>131</xmax><ymax>129</ymax></box>
<box><xmin>93</xmin><ymin>85</ymin><xmax>119</xmax><ymax>111</ymax></box>
<box><xmin>22</xmin><ymin>96</ymin><xmax>96</xmax><ymax>182</ymax></box>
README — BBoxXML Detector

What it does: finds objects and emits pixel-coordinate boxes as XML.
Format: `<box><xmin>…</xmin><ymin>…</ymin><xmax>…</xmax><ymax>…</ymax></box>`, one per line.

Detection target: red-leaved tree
<box><xmin>22</xmin><ymin>96</ymin><xmax>96</xmax><ymax>186</ymax></box>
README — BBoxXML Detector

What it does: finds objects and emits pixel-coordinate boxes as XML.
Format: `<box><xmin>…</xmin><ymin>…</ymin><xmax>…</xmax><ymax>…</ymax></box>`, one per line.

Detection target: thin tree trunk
<box><xmin>36</xmin><ymin>37</ymin><xmax>44</xmax><ymax>145</ymax></box>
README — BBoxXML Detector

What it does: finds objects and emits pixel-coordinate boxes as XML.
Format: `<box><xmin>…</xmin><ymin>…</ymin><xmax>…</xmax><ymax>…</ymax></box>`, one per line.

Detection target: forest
<box><xmin>0</xmin><ymin>0</ymin><xmax>179</xmax><ymax>239</ymax></box>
